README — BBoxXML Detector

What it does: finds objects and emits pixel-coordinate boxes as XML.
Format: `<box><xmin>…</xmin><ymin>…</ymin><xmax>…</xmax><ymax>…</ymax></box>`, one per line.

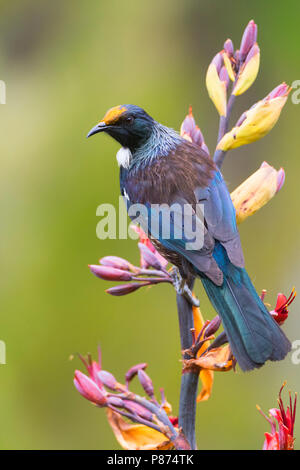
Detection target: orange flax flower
<box><xmin>191</xmin><ymin>303</ymin><xmax>234</xmax><ymax>402</ymax></box>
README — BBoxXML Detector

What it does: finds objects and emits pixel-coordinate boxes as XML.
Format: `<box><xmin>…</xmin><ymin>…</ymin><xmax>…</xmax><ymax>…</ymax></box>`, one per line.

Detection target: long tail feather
<box><xmin>199</xmin><ymin>245</ymin><xmax>291</xmax><ymax>371</ymax></box>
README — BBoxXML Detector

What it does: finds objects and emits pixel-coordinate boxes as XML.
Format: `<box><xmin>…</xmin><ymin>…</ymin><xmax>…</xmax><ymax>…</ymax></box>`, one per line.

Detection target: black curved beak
<box><xmin>86</xmin><ymin>122</ymin><xmax>108</xmax><ymax>138</ymax></box>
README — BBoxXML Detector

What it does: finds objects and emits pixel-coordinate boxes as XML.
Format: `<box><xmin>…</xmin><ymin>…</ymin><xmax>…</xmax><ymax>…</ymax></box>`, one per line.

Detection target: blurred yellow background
<box><xmin>0</xmin><ymin>0</ymin><xmax>299</xmax><ymax>449</ymax></box>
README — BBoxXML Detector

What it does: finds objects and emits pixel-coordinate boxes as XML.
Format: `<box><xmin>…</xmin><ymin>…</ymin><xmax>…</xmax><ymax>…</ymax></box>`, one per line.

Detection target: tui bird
<box><xmin>87</xmin><ymin>104</ymin><xmax>291</xmax><ymax>371</ymax></box>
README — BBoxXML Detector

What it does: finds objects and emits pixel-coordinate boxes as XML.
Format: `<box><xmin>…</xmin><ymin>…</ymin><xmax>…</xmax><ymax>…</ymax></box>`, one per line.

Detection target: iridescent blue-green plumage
<box><xmin>88</xmin><ymin>104</ymin><xmax>291</xmax><ymax>371</ymax></box>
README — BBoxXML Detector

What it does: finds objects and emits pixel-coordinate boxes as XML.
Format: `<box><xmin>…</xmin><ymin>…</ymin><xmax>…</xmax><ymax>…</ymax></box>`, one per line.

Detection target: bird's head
<box><xmin>87</xmin><ymin>104</ymin><xmax>155</xmax><ymax>151</ymax></box>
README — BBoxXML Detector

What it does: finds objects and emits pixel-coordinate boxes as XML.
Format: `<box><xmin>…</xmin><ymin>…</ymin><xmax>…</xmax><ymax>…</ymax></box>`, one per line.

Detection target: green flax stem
<box><xmin>214</xmin><ymin>93</ymin><xmax>236</xmax><ymax>169</ymax></box>
<box><xmin>177</xmin><ymin>278</ymin><xmax>198</xmax><ymax>450</ymax></box>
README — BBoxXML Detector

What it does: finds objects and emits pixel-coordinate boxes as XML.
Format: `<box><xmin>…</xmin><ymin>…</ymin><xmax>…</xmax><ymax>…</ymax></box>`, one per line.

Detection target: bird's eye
<box><xmin>126</xmin><ymin>116</ymin><xmax>134</xmax><ymax>124</ymax></box>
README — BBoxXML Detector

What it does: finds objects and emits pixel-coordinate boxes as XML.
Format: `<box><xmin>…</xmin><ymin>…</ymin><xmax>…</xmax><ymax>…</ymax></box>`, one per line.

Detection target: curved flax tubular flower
<box><xmin>267</xmin><ymin>289</ymin><xmax>297</xmax><ymax>326</ymax></box>
<box><xmin>257</xmin><ymin>382</ymin><xmax>297</xmax><ymax>450</ymax></box>
<box><xmin>217</xmin><ymin>83</ymin><xmax>291</xmax><ymax>151</ymax></box>
<box><xmin>73</xmin><ymin>347</ymin><xmax>189</xmax><ymax>450</ymax></box>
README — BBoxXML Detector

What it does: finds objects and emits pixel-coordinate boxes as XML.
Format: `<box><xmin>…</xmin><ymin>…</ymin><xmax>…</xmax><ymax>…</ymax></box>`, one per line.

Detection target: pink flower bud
<box><xmin>138</xmin><ymin>370</ymin><xmax>154</xmax><ymax>398</ymax></box>
<box><xmin>123</xmin><ymin>400</ymin><xmax>153</xmax><ymax>421</ymax></box>
<box><xmin>224</xmin><ymin>38</ymin><xmax>234</xmax><ymax>57</ymax></box>
<box><xmin>239</xmin><ymin>20</ymin><xmax>257</xmax><ymax>62</ymax></box>
<box><xmin>192</xmin><ymin>127</ymin><xmax>205</xmax><ymax>147</ymax></box>
<box><xmin>266</xmin><ymin>82</ymin><xmax>290</xmax><ymax>100</ymax></box>
<box><xmin>107</xmin><ymin>396</ymin><xmax>124</xmax><ymax>407</ymax></box>
<box><xmin>99</xmin><ymin>256</ymin><xmax>133</xmax><ymax>271</ymax></box>
<box><xmin>204</xmin><ymin>315</ymin><xmax>222</xmax><ymax>337</ymax></box>
<box><xmin>219</xmin><ymin>66</ymin><xmax>230</xmax><ymax>88</ymax></box>
<box><xmin>180</xmin><ymin>107</ymin><xmax>206</xmax><ymax>148</ymax></box>
<box><xmin>180</xmin><ymin>107</ymin><xmax>196</xmax><ymax>136</ymax></box>
<box><xmin>125</xmin><ymin>363</ymin><xmax>148</xmax><ymax>386</ymax></box>
<box><xmin>138</xmin><ymin>243</ymin><xmax>162</xmax><ymax>271</ymax></box>
<box><xmin>98</xmin><ymin>370</ymin><xmax>118</xmax><ymax>390</ymax></box>
<box><xmin>89</xmin><ymin>265</ymin><xmax>133</xmax><ymax>281</ymax></box>
<box><xmin>211</xmin><ymin>52</ymin><xmax>223</xmax><ymax>73</ymax></box>
<box><xmin>276</xmin><ymin>168</ymin><xmax>285</xmax><ymax>193</ymax></box>
<box><xmin>244</xmin><ymin>43</ymin><xmax>259</xmax><ymax>65</ymax></box>
<box><xmin>74</xmin><ymin>370</ymin><xmax>107</xmax><ymax>406</ymax></box>
<box><xmin>201</xmin><ymin>142</ymin><xmax>210</xmax><ymax>155</ymax></box>
<box><xmin>106</xmin><ymin>282</ymin><xmax>150</xmax><ymax>296</ymax></box>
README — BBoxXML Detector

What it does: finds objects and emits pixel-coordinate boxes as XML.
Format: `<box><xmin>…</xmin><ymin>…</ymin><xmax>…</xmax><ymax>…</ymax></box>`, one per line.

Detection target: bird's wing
<box><xmin>195</xmin><ymin>171</ymin><xmax>244</xmax><ymax>268</ymax></box>
<box><xmin>145</xmin><ymin>196</ymin><xmax>224</xmax><ymax>285</ymax></box>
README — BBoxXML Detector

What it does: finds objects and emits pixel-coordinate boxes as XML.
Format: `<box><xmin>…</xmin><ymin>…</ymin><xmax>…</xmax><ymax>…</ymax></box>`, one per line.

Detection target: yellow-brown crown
<box><xmin>100</xmin><ymin>105</ymin><xmax>127</xmax><ymax>125</ymax></box>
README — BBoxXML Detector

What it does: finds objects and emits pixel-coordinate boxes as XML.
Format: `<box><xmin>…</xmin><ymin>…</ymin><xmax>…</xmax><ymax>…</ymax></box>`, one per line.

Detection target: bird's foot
<box><xmin>170</xmin><ymin>267</ymin><xmax>199</xmax><ymax>307</ymax></box>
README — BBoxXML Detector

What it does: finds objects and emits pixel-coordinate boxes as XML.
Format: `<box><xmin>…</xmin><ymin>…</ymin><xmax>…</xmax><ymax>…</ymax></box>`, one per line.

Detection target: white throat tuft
<box><xmin>116</xmin><ymin>147</ymin><xmax>132</xmax><ymax>169</ymax></box>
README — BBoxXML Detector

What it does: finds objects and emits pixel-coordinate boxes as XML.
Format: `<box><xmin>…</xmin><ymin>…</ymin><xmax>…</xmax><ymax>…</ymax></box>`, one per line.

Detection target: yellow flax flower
<box><xmin>217</xmin><ymin>83</ymin><xmax>290</xmax><ymax>151</ymax></box>
<box><xmin>206</xmin><ymin>52</ymin><xmax>227</xmax><ymax>117</ymax></box>
<box><xmin>232</xmin><ymin>44</ymin><xmax>260</xmax><ymax>96</ymax></box>
<box><xmin>231</xmin><ymin>162</ymin><xmax>285</xmax><ymax>224</ymax></box>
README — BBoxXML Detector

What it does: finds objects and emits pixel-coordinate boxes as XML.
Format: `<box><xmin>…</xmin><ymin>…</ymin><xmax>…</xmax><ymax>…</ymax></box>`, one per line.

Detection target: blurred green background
<box><xmin>0</xmin><ymin>0</ymin><xmax>299</xmax><ymax>450</ymax></box>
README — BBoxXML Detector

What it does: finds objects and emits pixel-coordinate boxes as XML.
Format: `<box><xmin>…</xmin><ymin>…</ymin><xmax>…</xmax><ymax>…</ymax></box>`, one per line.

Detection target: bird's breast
<box><xmin>121</xmin><ymin>141</ymin><xmax>215</xmax><ymax>207</ymax></box>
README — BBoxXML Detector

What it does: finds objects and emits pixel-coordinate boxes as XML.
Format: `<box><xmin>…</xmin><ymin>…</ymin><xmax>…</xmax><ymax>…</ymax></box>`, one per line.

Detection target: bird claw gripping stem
<box><xmin>170</xmin><ymin>267</ymin><xmax>200</xmax><ymax>307</ymax></box>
